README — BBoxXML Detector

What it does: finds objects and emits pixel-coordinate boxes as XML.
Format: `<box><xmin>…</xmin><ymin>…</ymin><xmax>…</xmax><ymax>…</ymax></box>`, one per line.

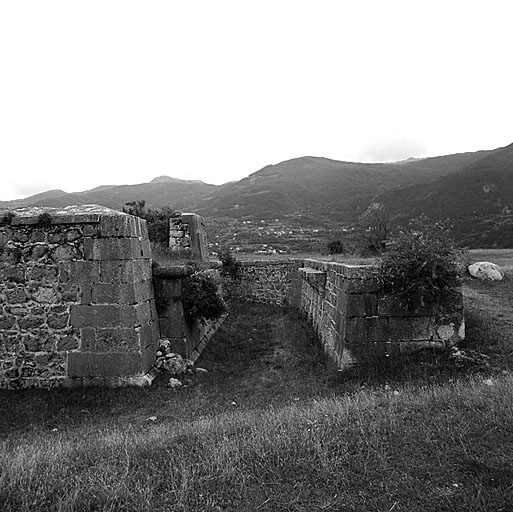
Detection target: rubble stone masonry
<box><xmin>0</xmin><ymin>205</ymin><xmax>159</xmax><ymax>388</ymax></box>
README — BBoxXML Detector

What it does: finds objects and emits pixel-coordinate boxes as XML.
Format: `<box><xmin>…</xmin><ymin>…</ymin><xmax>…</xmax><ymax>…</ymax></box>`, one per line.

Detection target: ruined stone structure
<box><xmin>153</xmin><ymin>264</ymin><xmax>225</xmax><ymax>362</ymax></box>
<box><xmin>169</xmin><ymin>213</ymin><xmax>208</xmax><ymax>260</ymax></box>
<box><xmin>230</xmin><ymin>258</ymin><xmax>464</xmax><ymax>368</ymax></box>
<box><xmin>0</xmin><ymin>206</ymin><xmax>159</xmax><ymax>388</ymax></box>
<box><xmin>0</xmin><ymin>201</ymin><xmax>465</xmax><ymax>387</ymax></box>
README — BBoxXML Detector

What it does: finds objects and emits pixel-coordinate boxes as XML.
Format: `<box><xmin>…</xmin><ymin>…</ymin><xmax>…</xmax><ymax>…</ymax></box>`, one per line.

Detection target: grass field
<box><xmin>0</xmin><ymin>250</ymin><xmax>512</xmax><ymax>511</ymax></box>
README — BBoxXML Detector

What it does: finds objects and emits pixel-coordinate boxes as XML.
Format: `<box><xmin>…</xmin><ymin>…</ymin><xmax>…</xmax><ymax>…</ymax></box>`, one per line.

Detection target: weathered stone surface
<box><xmin>51</xmin><ymin>244</ymin><xmax>80</xmax><ymax>262</ymax></box>
<box><xmin>58</xmin><ymin>261</ymin><xmax>100</xmax><ymax>284</ymax></box>
<box><xmin>5</xmin><ymin>288</ymin><xmax>28</xmax><ymax>303</ymax></box>
<box><xmin>388</xmin><ymin>317</ymin><xmax>433</xmax><ymax>342</ymax></box>
<box><xmin>468</xmin><ymin>261</ymin><xmax>504</xmax><ymax>281</ymax></box>
<box><xmin>345</xmin><ymin>317</ymin><xmax>389</xmax><ymax>342</ymax></box>
<box><xmin>99</xmin><ymin>260</ymin><xmax>138</xmax><ymax>283</ymax></box>
<box><xmin>345</xmin><ymin>293</ymin><xmax>378</xmax><ymax>318</ymax></box>
<box><xmin>80</xmin><ymin>327</ymin><xmax>96</xmax><ymax>351</ymax></box>
<box><xmin>0</xmin><ymin>313</ymin><xmax>16</xmax><ymax>330</ymax></box>
<box><xmin>18</xmin><ymin>315</ymin><xmax>45</xmax><ymax>329</ymax></box>
<box><xmin>84</xmin><ymin>238</ymin><xmax>130</xmax><ymax>260</ymax></box>
<box><xmin>3</xmin><ymin>267</ymin><xmax>25</xmax><ymax>283</ymax></box>
<box><xmin>67</xmin><ymin>352</ymin><xmax>143</xmax><ymax>377</ymax></box>
<box><xmin>99</xmin><ymin>214</ymin><xmax>146</xmax><ymax>238</ymax></box>
<box><xmin>32</xmin><ymin>286</ymin><xmax>60</xmax><ymax>303</ymax></box>
<box><xmin>48</xmin><ymin>313</ymin><xmax>68</xmax><ymax>329</ymax></box>
<box><xmin>70</xmin><ymin>304</ymin><xmax>138</xmax><ymax>328</ymax></box>
<box><xmin>27</xmin><ymin>264</ymin><xmax>57</xmax><ymax>281</ymax></box>
<box><xmin>92</xmin><ymin>283</ymin><xmax>137</xmax><ymax>304</ymax></box>
<box><xmin>94</xmin><ymin>327</ymin><xmax>139</xmax><ymax>352</ymax></box>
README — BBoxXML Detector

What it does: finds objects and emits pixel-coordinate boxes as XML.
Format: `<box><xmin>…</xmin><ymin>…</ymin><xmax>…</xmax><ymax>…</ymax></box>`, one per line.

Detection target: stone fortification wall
<box><xmin>169</xmin><ymin>213</ymin><xmax>209</xmax><ymax>260</ymax></box>
<box><xmin>228</xmin><ymin>259</ymin><xmax>302</xmax><ymax>307</ymax></box>
<box><xmin>153</xmin><ymin>264</ymin><xmax>225</xmax><ymax>362</ymax></box>
<box><xmin>299</xmin><ymin>259</ymin><xmax>464</xmax><ymax>368</ymax></box>
<box><xmin>0</xmin><ymin>206</ymin><xmax>159</xmax><ymax>388</ymax></box>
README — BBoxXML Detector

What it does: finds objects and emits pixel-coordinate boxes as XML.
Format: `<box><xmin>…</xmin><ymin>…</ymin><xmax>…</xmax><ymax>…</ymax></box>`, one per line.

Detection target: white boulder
<box><xmin>468</xmin><ymin>261</ymin><xmax>504</xmax><ymax>281</ymax></box>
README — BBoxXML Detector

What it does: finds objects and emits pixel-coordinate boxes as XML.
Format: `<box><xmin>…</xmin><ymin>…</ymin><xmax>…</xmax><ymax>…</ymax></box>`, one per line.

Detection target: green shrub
<box><xmin>378</xmin><ymin>219</ymin><xmax>464</xmax><ymax>311</ymax></box>
<box><xmin>182</xmin><ymin>273</ymin><xmax>226</xmax><ymax>324</ymax></box>
<box><xmin>218</xmin><ymin>248</ymin><xmax>241</xmax><ymax>281</ymax></box>
<box><xmin>0</xmin><ymin>210</ymin><xmax>16</xmax><ymax>227</ymax></box>
<box><xmin>327</xmin><ymin>240</ymin><xmax>344</xmax><ymax>254</ymax></box>
<box><xmin>37</xmin><ymin>212</ymin><xmax>53</xmax><ymax>226</ymax></box>
<box><xmin>123</xmin><ymin>200</ymin><xmax>180</xmax><ymax>245</ymax></box>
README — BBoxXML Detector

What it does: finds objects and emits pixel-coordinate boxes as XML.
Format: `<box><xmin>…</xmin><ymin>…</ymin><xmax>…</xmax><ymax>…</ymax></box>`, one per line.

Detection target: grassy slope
<box><xmin>1</xmin><ymin>250</ymin><xmax>512</xmax><ymax>511</ymax></box>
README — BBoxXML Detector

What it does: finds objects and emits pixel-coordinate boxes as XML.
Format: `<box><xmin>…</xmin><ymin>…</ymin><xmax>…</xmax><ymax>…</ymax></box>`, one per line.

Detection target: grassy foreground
<box><xmin>1</xmin><ymin>377</ymin><xmax>513</xmax><ymax>511</ymax></box>
<box><xmin>1</xmin><ymin>250</ymin><xmax>512</xmax><ymax>511</ymax></box>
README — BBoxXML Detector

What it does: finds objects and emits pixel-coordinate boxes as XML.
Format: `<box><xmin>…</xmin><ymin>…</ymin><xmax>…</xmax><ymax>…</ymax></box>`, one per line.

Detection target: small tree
<box><xmin>327</xmin><ymin>239</ymin><xmax>345</xmax><ymax>255</ymax></box>
<box><xmin>218</xmin><ymin>247</ymin><xmax>241</xmax><ymax>281</ymax></box>
<box><xmin>378</xmin><ymin>217</ymin><xmax>464</xmax><ymax>311</ymax></box>
<box><xmin>360</xmin><ymin>202</ymin><xmax>390</xmax><ymax>253</ymax></box>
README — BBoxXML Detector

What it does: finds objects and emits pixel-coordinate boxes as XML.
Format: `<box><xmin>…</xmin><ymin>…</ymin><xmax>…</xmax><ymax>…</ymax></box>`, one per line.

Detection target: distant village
<box><xmin>205</xmin><ymin>217</ymin><xmax>359</xmax><ymax>255</ymax></box>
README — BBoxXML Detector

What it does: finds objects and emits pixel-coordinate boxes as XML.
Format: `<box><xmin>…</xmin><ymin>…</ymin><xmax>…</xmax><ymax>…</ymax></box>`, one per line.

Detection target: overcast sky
<box><xmin>1</xmin><ymin>1</ymin><xmax>511</xmax><ymax>200</ymax></box>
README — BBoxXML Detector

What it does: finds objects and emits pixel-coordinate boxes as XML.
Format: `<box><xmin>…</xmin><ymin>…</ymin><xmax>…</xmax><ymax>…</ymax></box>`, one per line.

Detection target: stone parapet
<box><xmin>298</xmin><ymin>260</ymin><xmax>464</xmax><ymax>368</ymax></box>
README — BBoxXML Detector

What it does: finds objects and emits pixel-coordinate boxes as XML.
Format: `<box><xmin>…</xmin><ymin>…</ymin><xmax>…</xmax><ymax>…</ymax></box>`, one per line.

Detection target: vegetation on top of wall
<box><xmin>36</xmin><ymin>212</ymin><xmax>53</xmax><ymax>226</ymax></box>
<box><xmin>218</xmin><ymin>248</ymin><xmax>241</xmax><ymax>281</ymax></box>
<box><xmin>182</xmin><ymin>273</ymin><xmax>226</xmax><ymax>324</ymax></box>
<box><xmin>123</xmin><ymin>200</ymin><xmax>180</xmax><ymax>245</ymax></box>
<box><xmin>378</xmin><ymin>217</ymin><xmax>464</xmax><ymax>311</ymax></box>
<box><xmin>0</xmin><ymin>210</ymin><xmax>16</xmax><ymax>227</ymax></box>
<box><xmin>326</xmin><ymin>239</ymin><xmax>345</xmax><ymax>255</ymax></box>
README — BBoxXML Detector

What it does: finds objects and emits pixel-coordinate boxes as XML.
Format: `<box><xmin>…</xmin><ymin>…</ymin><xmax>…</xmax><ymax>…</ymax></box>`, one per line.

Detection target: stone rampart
<box><xmin>299</xmin><ymin>259</ymin><xmax>464</xmax><ymax>367</ymax></box>
<box><xmin>0</xmin><ymin>206</ymin><xmax>159</xmax><ymax>388</ymax></box>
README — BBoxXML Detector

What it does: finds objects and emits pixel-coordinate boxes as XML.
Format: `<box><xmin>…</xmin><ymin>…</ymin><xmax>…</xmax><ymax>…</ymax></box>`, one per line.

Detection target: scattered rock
<box><xmin>468</xmin><ymin>261</ymin><xmax>504</xmax><ymax>281</ymax></box>
<box><xmin>168</xmin><ymin>378</ymin><xmax>182</xmax><ymax>389</ymax></box>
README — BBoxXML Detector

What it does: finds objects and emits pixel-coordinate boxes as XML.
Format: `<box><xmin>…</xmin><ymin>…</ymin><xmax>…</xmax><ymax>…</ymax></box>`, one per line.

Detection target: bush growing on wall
<box><xmin>327</xmin><ymin>240</ymin><xmax>345</xmax><ymax>255</ymax></box>
<box><xmin>123</xmin><ymin>200</ymin><xmax>180</xmax><ymax>245</ymax></box>
<box><xmin>378</xmin><ymin>218</ymin><xmax>464</xmax><ymax>311</ymax></box>
<box><xmin>182</xmin><ymin>273</ymin><xmax>226</xmax><ymax>324</ymax></box>
<box><xmin>218</xmin><ymin>248</ymin><xmax>241</xmax><ymax>281</ymax></box>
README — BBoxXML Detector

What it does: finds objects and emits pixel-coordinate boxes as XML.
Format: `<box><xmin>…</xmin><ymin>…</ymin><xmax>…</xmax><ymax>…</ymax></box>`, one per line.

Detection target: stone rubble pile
<box><xmin>154</xmin><ymin>338</ymin><xmax>207</xmax><ymax>388</ymax></box>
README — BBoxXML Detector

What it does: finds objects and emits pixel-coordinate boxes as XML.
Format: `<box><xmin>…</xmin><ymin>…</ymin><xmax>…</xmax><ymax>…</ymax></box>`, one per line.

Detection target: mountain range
<box><xmin>2</xmin><ymin>142</ymin><xmax>512</xmax><ymax>248</ymax></box>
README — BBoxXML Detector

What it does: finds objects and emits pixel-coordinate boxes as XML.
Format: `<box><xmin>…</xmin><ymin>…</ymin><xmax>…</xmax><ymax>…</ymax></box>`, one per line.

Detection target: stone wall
<box><xmin>299</xmin><ymin>259</ymin><xmax>464</xmax><ymax>368</ymax></box>
<box><xmin>169</xmin><ymin>213</ymin><xmax>209</xmax><ymax>260</ymax></box>
<box><xmin>0</xmin><ymin>206</ymin><xmax>159</xmax><ymax>388</ymax></box>
<box><xmin>227</xmin><ymin>259</ymin><xmax>302</xmax><ymax>307</ymax></box>
<box><xmin>153</xmin><ymin>265</ymin><xmax>225</xmax><ymax>362</ymax></box>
